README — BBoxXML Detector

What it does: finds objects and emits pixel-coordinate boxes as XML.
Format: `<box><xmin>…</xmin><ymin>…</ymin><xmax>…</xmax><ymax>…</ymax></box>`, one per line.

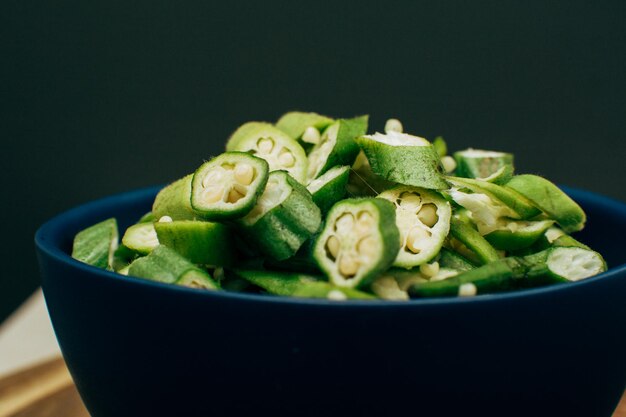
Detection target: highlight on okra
<box><xmin>71</xmin><ymin>111</ymin><xmax>607</xmax><ymax>300</ymax></box>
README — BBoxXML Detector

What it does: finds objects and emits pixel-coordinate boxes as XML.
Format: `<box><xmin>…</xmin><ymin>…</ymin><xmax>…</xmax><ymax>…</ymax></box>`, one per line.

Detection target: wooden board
<box><xmin>0</xmin><ymin>356</ymin><xmax>624</xmax><ymax>417</ymax></box>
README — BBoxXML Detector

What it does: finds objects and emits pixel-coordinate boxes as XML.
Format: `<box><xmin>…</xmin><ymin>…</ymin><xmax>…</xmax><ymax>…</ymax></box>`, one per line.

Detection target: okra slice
<box><xmin>152</xmin><ymin>174</ymin><xmax>197</xmax><ymax>221</ymax></box>
<box><xmin>453</xmin><ymin>148</ymin><xmax>514</xmax><ymax>183</ymax></box>
<box><xmin>346</xmin><ymin>151</ymin><xmax>396</xmax><ymax>197</ymax></box>
<box><xmin>128</xmin><ymin>245</ymin><xmax>218</xmax><ymax>289</ymax></box>
<box><xmin>505</xmin><ymin>174</ymin><xmax>586</xmax><ymax>233</ymax></box>
<box><xmin>121</xmin><ymin>222</ymin><xmax>159</xmax><ymax>255</ymax></box>
<box><xmin>448</xmin><ymin>218</ymin><xmax>501</xmax><ymax>265</ymax></box>
<box><xmin>72</xmin><ymin>218</ymin><xmax>118</xmax><ymax>270</ymax></box>
<box><xmin>275</xmin><ymin>111</ymin><xmax>334</xmax><ymax>145</ymax></box>
<box><xmin>313</xmin><ymin>198</ymin><xmax>400</xmax><ymax>288</ymax></box>
<box><xmin>137</xmin><ymin>212</ymin><xmax>155</xmax><ymax>223</ymax></box>
<box><xmin>484</xmin><ymin>219</ymin><xmax>555</xmax><ymax>251</ymax></box>
<box><xmin>538</xmin><ymin>247</ymin><xmax>606</xmax><ymax>282</ymax></box>
<box><xmin>371</xmin><ymin>264</ymin><xmax>460</xmax><ymax>300</ymax></box>
<box><xmin>447</xmin><ymin>177</ymin><xmax>540</xmax><ymax>220</ymax></box>
<box><xmin>377</xmin><ymin>186</ymin><xmax>452</xmax><ymax>268</ymax></box>
<box><xmin>307</xmin><ymin>116</ymin><xmax>368</xmax><ymax>181</ymax></box>
<box><xmin>154</xmin><ymin>219</ymin><xmax>233</xmax><ymax>266</ymax></box>
<box><xmin>438</xmin><ymin>248</ymin><xmax>476</xmax><ymax>271</ymax></box>
<box><xmin>239</xmin><ymin>170</ymin><xmax>322</xmax><ymax>260</ymax></box>
<box><xmin>291</xmin><ymin>282</ymin><xmax>376</xmax><ymax>300</ymax></box>
<box><xmin>432</xmin><ymin>136</ymin><xmax>447</xmax><ymax>158</ymax></box>
<box><xmin>191</xmin><ymin>152</ymin><xmax>269</xmax><ymax>220</ymax></box>
<box><xmin>307</xmin><ymin>165</ymin><xmax>350</xmax><ymax>214</ymax></box>
<box><xmin>233</xmin><ymin>269</ymin><xmax>320</xmax><ymax>296</ymax></box>
<box><xmin>226</xmin><ymin>122</ymin><xmax>308</xmax><ymax>183</ymax></box>
<box><xmin>355</xmin><ymin>131</ymin><xmax>448</xmax><ymax>190</ymax></box>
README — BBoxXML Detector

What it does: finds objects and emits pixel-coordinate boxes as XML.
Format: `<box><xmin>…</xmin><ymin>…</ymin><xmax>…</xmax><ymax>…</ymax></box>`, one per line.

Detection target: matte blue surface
<box><xmin>35</xmin><ymin>186</ymin><xmax>626</xmax><ymax>417</ymax></box>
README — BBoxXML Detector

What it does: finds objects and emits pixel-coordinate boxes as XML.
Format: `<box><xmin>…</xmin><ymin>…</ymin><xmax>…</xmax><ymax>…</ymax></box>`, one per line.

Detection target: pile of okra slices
<box><xmin>72</xmin><ymin>112</ymin><xmax>608</xmax><ymax>300</ymax></box>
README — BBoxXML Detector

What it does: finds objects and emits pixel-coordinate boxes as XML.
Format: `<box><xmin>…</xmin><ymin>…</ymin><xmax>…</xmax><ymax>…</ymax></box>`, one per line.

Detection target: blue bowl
<box><xmin>35</xmin><ymin>186</ymin><xmax>626</xmax><ymax>417</ymax></box>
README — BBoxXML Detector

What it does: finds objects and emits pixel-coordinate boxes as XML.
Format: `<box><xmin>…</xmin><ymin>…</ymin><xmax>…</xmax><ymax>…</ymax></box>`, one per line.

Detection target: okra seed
<box><xmin>278</xmin><ymin>150</ymin><xmax>296</xmax><ymax>168</ymax></box>
<box><xmin>441</xmin><ymin>156</ymin><xmax>457</xmax><ymax>173</ymax></box>
<box><xmin>357</xmin><ymin>236</ymin><xmax>378</xmax><ymax>259</ymax></box>
<box><xmin>335</xmin><ymin>213</ymin><xmax>355</xmax><ymax>234</ymax></box>
<box><xmin>400</xmin><ymin>193</ymin><xmax>422</xmax><ymax>209</ymax></box>
<box><xmin>356</xmin><ymin>212</ymin><xmax>374</xmax><ymax>234</ymax></box>
<box><xmin>302</xmin><ymin>126</ymin><xmax>321</xmax><ymax>144</ymax></box>
<box><xmin>227</xmin><ymin>187</ymin><xmax>245</xmax><ymax>203</ymax></box>
<box><xmin>327</xmin><ymin>290</ymin><xmax>347</xmax><ymax>301</ymax></box>
<box><xmin>326</xmin><ymin>236</ymin><xmax>340</xmax><ymax>259</ymax></box>
<box><xmin>458</xmin><ymin>283</ymin><xmax>477</xmax><ymax>297</ymax></box>
<box><xmin>406</xmin><ymin>227</ymin><xmax>431</xmax><ymax>253</ymax></box>
<box><xmin>202</xmin><ymin>169</ymin><xmax>224</xmax><ymax>187</ymax></box>
<box><xmin>417</xmin><ymin>203</ymin><xmax>439</xmax><ymax>227</ymax></box>
<box><xmin>339</xmin><ymin>254</ymin><xmax>360</xmax><ymax>277</ymax></box>
<box><xmin>202</xmin><ymin>185</ymin><xmax>224</xmax><ymax>204</ymax></box>
<box><xmin>234</xmin><ymin>163</ymin><xmax>255</xmax><ymax>185</ymax></box>
<box><xmin>384</xmin><ymin>118</ymin><xmax>403</xmax><ymax>133</ymax></box>
<box><xmin>419</xmin><ymin>261</ymin><xmax>440</xmax><ymax>278</ymax></box>
<box><xmin>257</xmin><ymin>137</ymin><xmax>274</xmax><ymax>154</ymax></box>
<box><xmin>158</xmin><ymin>215</ymin><xmax>173</xmax><ymax>223</ymax></box>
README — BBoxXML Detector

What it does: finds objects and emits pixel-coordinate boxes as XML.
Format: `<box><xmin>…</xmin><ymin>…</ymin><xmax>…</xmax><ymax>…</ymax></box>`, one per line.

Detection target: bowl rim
<box><xmin>35</xmin><ymin>184</ymin><xmax>626</xmax><ymax>307</ymax></box>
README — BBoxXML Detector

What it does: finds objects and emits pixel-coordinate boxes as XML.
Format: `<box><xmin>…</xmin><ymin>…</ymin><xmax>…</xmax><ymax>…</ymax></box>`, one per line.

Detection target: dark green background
<box><xmin>2</xmin><ymin>1</ymin><xmax>625</xmax><ymax>322</ymax></box>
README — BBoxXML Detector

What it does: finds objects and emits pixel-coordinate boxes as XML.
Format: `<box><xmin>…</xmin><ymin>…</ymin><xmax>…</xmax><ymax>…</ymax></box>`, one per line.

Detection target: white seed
<box><xmin>234</xmin><ymin>163</ymin><xmax>254</xmax><ymax>185</ymax></box>
<box><xmin>227</xmin><ymin>187</ymin><xmax>245</xmax><ymax>203</ymax></box>
<box><xmin>458</xmin><ymin>283</ymin><xmax>477</xmax><ymax>297</ymax></box>
<box><xmin>326</xmin><ymin>235</ymin><xmax>340</xmax><ymax>259</ymax></box>
<box><xmin>419</xmin><ymin>261</ymin><xmax>440</xmax><ymax>278</ymax></box>
<box><xmin>335</xmin><ymin>213</ymin><xmax>355</xmax><ymax>234</ymax></box>
<box><xmin>327</xmin><ymin>290</ymin><xmax>347</xmax><ymax>301</ymax></box>
<box><xmin>158</xmin><ymin>215</ymin><xmax>173</xmax><ymax>223</ymax></box>
<box><xmin>339</xmin><ymin>254</ymin><xmax>360</xmax><ymax>277</ymax></box>
<box><xmin>371</xmin><ymin>276</ymin><xmax>409</xmax><ymax>301</ymax></box>
<box><xmin>400</xmin><ymin>193</ymin><xmax>422</xmax><ymax>209</ymax></box>
<box><xmin>257</xmin><ymin>137</ymin><xmax>274</xmax><ymax>154</ymax></box>
<box><xmin>356</xmin><ymin>212</ymin><xmax>374</xmax><ymax>235</ymax></box>
<box><xmin>302</xmin><ymin>126</ymin><xmax>321</xmax><ymax>144</ymax></box>
<box><xmin>202</xmin><ymin>169</ymin><xmax>224</xmax><ymax>187</ymax></box>
<box><xmin>384</xmin><ymin>118</ymin><xmax>403</xmax><ymax>133</ymax></box>
<box><xmin>202</xmin><ymin>185</ymin><xmax>224</xmax><ymax>204</ymax></box>
<box><xmin>418</xmin><ymin>203</ymin><xmax>439</xmax><ymax>228</ymax></box>
<box><xmin>441</xmin><ymin>156</ymin><xmax>457</xmax><ymax>173</ymax></box>
<box><xmin>278</xmin><ymin>150</ymin><xmax>296</xmax><ymax>168</ymax></box>
<box><xmin>357</xmin><ymin>236</ymin><xmax>378</xmax><ymax>259</ymax></box>
<box><xmin>406</xmin><ymin>227</ymin><xmax>431</xmax><ymax>253</ymax></box>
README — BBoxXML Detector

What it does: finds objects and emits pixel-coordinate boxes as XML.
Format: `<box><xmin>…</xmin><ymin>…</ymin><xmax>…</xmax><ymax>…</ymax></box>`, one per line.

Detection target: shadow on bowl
<box><xmin>35</xmin><ymin>185</ymin><xmax>626</xmax><ymax>417</ymax></box>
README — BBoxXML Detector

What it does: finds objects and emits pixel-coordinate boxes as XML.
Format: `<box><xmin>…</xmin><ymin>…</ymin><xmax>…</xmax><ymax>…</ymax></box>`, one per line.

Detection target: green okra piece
<box><xmin>152</xmin><ymin>175</ymin><xmax>197</xmax><ymax>221</ymax></box>
<box><xmin>505</xmin><ymin>174</ymin><xmax>586</xmax><ymax>233</ymax></box>
<box><xmin>313</xmin><ymin>198</ymin><xmax>400</xmax><ymax>289</ymax></box>
<box><xmin>377</xmin><ymin>185</ymin><xmax>452</xmax><ymax>268</ymax></box>
<box><xmin>346</xmin><ymin>151</ymin><xmax>396</xmax><ymax>197</ymax></box>
<box><xmin>128</xmin><ymin>245</ymin><xmax>218</xmax><ymax>290</ymax></box>
<box><xmin>292</xmin><ymin>281</ymin><xmax>376</xmax><ymax>300</ymax></box>
<box><xmin>453</xmin><ymin>148</ymin><xmax>514</xmax><ymax>183</ymax></box>
<box><xmin>447</xmin><ymin>176</ymin><xmax>540</xmax><ymax>220</ymax></box>
<box><xmin>154</xmin><ymin>219</ymin><xmax>233</xmax><ymax>266</ymax></box>
<box><xmin>226</xmin><ymin>122</ymin><xmax>308</xmax><ymax>183</ymax></box>
<box><xmin>524</xmin><ymin>247</ymin><xmax>606</xmax><ymax>284</ymax></box>
<box><xmin>432</xmin><ymin>136</ymin><xmax>447</xmax><ymax>158</ymax></box>
<box><xmin>307</xmin><ymin>116</ymin><xmax>368</xmax><ymax>181</ymax></box>
<box><xmin>137</xmin><ymin>212</ymin><xmax>155</xmax><ymax>223</ymax></box>
<box><xmin>72</xmin><ymin>218</ymin><xmax>119</xmax><ymax>270</ymax></box>
<box><xmin>264</xmin><ymin>235</ymin><xmax>320</xmax><ymax>274</ymax></box>
<box><xmin>239</xmin><ymin>170</ymin><xmax>322</xmax><ymax>261</ymax></box>
<box><xmin>449</xmin><ymin>217</ymin><xmax>500</xmax><ymax>265</ymax></box>
<box><xmin>484</xmin><ymin>219</ymin><xmax>555</xmax><ymax>251</ymax></box>
<box><xmin>233</xmin><ymin>269</ymin><xmax>321</xmax><ymax>296</ymax></box>
<box><xmin>121</xmin><ymin>222</ymin><xmax>159</xmax><ymax>255</ymax></box>
<box><xmin>191</xmin><ymin>152</ymin><xmax>269</xmax><ymax>220</ymax></box>
<box><xmin>307</xmin><ymin>165</ymin><xmax>350</xmax><ymax>214</ymax></box>
<box><xmin>275</xmin><ymin>111</ymin><xmax>334</xmax><ymax>145</ymax></box>
<box><xmin>355</xmin><ymin>131</ymin><xmax>448</xmax><ymax>190</ymax></box>
<box><xmin>438</xmin><ymin>248</ymin><xmax>476</xmax><ymax>271</ymax></box>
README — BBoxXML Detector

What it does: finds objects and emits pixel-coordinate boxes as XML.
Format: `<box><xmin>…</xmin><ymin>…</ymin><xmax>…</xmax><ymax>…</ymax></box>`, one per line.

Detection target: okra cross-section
<box><xmin>313</xmin><ymin>198</ymin><xmax>400</xmax><ymax>288</ymax></box>
<box><xmin>377</xmin><ymin>186</ymin><xmax>451</xmax><ymax>268</ymax></box>
<box><xmin>191</xmin><ymin>152</ymin><xmax>269</xmax><ymax>220</ymax></box>
<box><xmin>453</xmin><ymin>148</ymin><xmax>514</xmax><ymax>183</ymax></box>
<box><xmin>239</xmin><ymin>170</ymin><xmax>322</xmax><ymax>260</ymax></box>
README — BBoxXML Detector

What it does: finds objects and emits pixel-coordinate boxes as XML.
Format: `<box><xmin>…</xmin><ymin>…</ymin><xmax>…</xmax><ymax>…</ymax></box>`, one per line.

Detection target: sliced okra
<box><xmin>307</xmin><ymin>165</ymin><xmax>350</xmax><ymax>214</ymax></box>
<box><xmin>438</xmin><ymin>248</ymin><xmax>476</xmax><ymax>272</ymax></box>
<box><xmin>275</xmin><ymin>111</ymin><xmax>334</xmax><ymax>145</ymax></box>
<box><xmin>137</xmin><ymin>212</ymin><xmax>155</xmax><ymax>223</ymax></box>
<box><xmin>154</xmin><ymin>219</ymin><xmax>233</xmax><ymax>266</ymax></box>
<box><xmin>71</xmin><ymin>218</ymin><xmax>118</xmax><ymax>270</ymax></box>
<box><xmin>152</xmin><ymin>174</ymin><xmax>197</xmax><ymax>221</ymax></box>
<box><xmin>505</xmin><ymin>174</ymin><xmax>586</xmax><ymax>233</ymax></box>
<box><xmin>226</xmin><ymin>122</ymin><xmax>308</xmax><ymax>183</ymax></box>
<box><xmin>128</xmin><ymin>245</ymin><xmax>218</xmax><ymax>290</ymax></box>
<box><xmin>239</xmin><ymin>170</ymin><xmax>322</xmax><ymax>260</ymax></box>
<box><xmin>291</xmin><ymin>282</ymin><xmax>376</xmax><ymax>300</ymax></box>
<box><xmin>233</xmin><ymin>269</ymin><xmax>320</xmax><ymax>296</ymax></box>
<box><xmin>121</xmin><ymin>222</ymin><xmax>159</xmax><ymax>255</ymax></box>
<box><xmin>453</xmin><ymin>148</ymin><xmax>514</xmax><ymax>184</ymax></box>
<box><xmin>377</xmin><ymin>186</ymin><xmax>451</xmax><ymax>268</ymax></box>
<box><xmin>448</xmin><ymin>218</ymin><xmax>501</xmax><ymax>265</ymax></box>
<box><xmin>191</xmin><ymin>152</ymin><xmax>269</xmax><ymax>220</ymax></box>
<box><xmin>355</xmin><ymin>131</ymin><xmax>448</xmax><ymax>190</ymax></box>
<box><xmin>313</xmin><ymin>198</ymin><xmax>400</xmax><ymax>288</ymax></box>
<box><xmin>483</xmin><ymin>219</ymin><xmax>555</xmax><ymax>251</ymax></box>
<box><xmin>307</xmin><ymin>116</ymin><xmax>368</xmax><ymax>181</ymax></box>
<box><xmin>432</xmin><ymin>136</ymin><xmax>447</xmax><ymax>158</ymax></box>
<box><xmin>346</xmin><ymin>151</ymin><xmax>396</xmax><ymax>197</ymax></box>
<box><xmin>529</xmin><ymin>247</ymin><xmax>606</xmax><ymax>283</ymax></box>
<box><xmin>371</xmin><ymin>265</ymin><xmax>460</xmax><ymax>300</ymax></box>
